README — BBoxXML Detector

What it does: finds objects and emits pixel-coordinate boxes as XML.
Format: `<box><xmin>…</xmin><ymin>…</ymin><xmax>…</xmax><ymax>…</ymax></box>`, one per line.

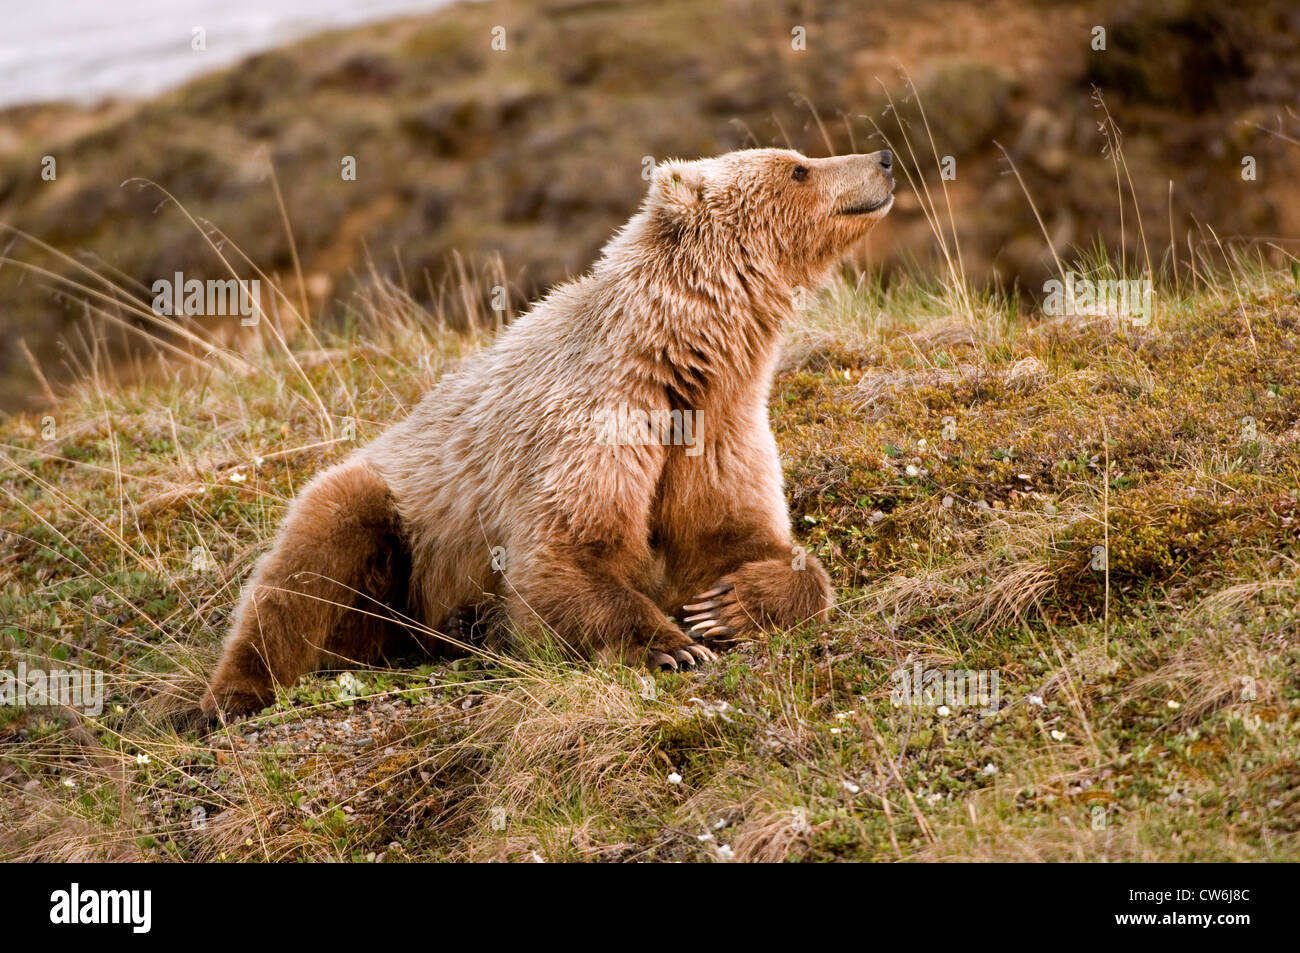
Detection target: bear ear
<box><xmin>649</xmin><ymin>159</ymin><xmax>708</xmax><ymax>217</ymax></box>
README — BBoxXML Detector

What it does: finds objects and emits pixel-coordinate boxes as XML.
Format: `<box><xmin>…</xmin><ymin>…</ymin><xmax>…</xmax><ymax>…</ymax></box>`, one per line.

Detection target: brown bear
<box><xmin>200</xmin><ymin>147</ymin><xmax>895</xmax><ymax>718</ymax></box>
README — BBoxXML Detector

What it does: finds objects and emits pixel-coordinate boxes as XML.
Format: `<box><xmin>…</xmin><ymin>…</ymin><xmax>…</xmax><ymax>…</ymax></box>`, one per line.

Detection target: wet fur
<box><xmin>202</xmin><ymin>148</ymin><xmax>893</xmax><ymax>717</ymax></box>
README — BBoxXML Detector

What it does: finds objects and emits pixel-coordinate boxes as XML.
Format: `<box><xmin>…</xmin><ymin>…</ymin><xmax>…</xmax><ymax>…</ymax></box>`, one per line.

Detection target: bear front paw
<box><xmin>684</xmin><ymin>559</ymin><xmax>834</xmax><ymax>641</ymax></box>
<box><xmin>683</xmin><ymin>579</ymin><xmax>745</xmax><ymax>642</ymax></box>
<box><xmin>628</xmin><ymin>626</ymin><xmax>718</xmax><ymax>671</ymax></box>
<box><xmin>645</xmin><ymin>641</ymin><xmax>718</xmax><ymax>671</ymax></box>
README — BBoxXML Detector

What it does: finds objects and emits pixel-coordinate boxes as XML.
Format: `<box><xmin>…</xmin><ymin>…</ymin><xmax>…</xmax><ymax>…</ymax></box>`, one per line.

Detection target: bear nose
<box><xmin>878</xmin><ymin>150</ymin><xmax>893</xmax><ymax>173</ymax></box>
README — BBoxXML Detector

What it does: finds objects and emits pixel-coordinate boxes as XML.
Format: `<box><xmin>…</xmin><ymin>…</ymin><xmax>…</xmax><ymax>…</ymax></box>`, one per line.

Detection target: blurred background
<box><xmin>1</xmin><ymin>0</ymin><xmax>1298</xmax><ymax>410</ymax></box>
<box><xmin>0</xmin><ymin>1</ymin><xmax>448</xmax><ymax>109</ymax></box>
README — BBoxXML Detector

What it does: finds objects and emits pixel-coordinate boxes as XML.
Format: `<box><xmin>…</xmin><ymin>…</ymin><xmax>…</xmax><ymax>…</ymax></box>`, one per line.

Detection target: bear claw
<box><xmin>647</xmin><ymin>643</ymin><xmax>717</xmax><ymax>671</ymax></box>
<box><xmin>693</xmin><ymin>583</ymin><xmax>733</xmax><ymax>601</ymax></box>
<box><xmin>648</xmin><ymin>651</ymin><xmax>678</xmax><ymax>670</ymax></box>
<box><xmin>683</xmin><ymin>582</ymin><xmax>734</xmax><ymax>614</ymax></box>
<box><xmin>683</xmin><ymin>581</ymin><xmax>741</xmax><ymax>642</ymax></box>
<box><xmin>686</xmin><ymin>644</ymin><xmax>719</xmax><ymax>663</ymax></box>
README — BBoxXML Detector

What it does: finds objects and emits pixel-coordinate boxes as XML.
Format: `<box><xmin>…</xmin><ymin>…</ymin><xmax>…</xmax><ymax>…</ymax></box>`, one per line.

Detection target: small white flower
<box><xmin>1028</xmin><ymin>694</ymin><xmax>1045</xmax><ymax>707</ymax></box>
<box><xmin>942</xmin><ymin>495</ymin><xmax>954</xmax><ymax>508</ymax></box>
<box><xmin>905</xmin><ymin>464</ymin><xmax>920</xmax><ymax>477</ymax></box>
<box><xmin>982</xmin><ymin>763</ymin><xmax>997</xmax><ymax>776</ymax></box>
<box><xmin>1166</xmin><ymin>700</ymin><xmax>1181</xmax><ymax>710</ymax></box>
<box><xmin>667</xmin><ymin>772</ymin><xmax>682</xmax><ymax>785</ymax></box>
<box><xmin>254</xmin><ymin>456</ymin><xmax>265</xmax><ymax>468</ymax></box>
<box><xmin>715</xmin><ymin>844</ymin><xmax>734</xmax><ymax>862</ymax></box>
<box><xmin>834</xmin><ymin>711</ymin><xmax>852</xmax><ymax>720</ymax></box>
<box><xmin>229</xmin><ymin>470</ymin><xmax>247</xmax><ymax>484</ymax></box>
<box><xmin>696</xmin><ymin>832</ymin><xmax>714</xmax><ymax>842</ymax></box>
<box><xmin>936</xmin><ymin>705</ymin><xmax>951</xmax><ymax>717</ymax></box>
<box><xmin>335</xmin><ymin>671</ymin><xmax>364</xmax><ymax>699</ymax></box>
<box><xmin>842</xmin><ymin>780</ymin><xmax>861</xmax><ymax>794</ymax></box>
<box><xmin>1050</xmin><ymin>729</ymin><xmax>1066</xmax><ymax>741</ymax></box>
<box><xmin>829</xmin><ymin>727</ymin><xmax>841</xmax><ymax>735</ymax></box>
<box><xmin>136</xmin><ymin>753</ymin><xmax>150</xmax><ymax>765</ymax></box>
<box><xmin>63</xmin><ymin>777</ymin><xmax>76</xmax><ymax>788</ymax></box>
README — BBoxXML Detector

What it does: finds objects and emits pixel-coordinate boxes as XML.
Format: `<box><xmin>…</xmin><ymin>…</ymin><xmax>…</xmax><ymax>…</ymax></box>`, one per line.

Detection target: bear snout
<box><xmin>830</xmin><ymin>151</ymin><xmax>896</xmax><ymax>216</ymax></box>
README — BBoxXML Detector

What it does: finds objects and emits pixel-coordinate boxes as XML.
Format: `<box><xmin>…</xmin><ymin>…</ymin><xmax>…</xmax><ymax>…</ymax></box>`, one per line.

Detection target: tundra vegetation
<box><xmin>1</xmin><ymin>240</ymin><xmax>1297</xmax><ymax>861</ymax></box>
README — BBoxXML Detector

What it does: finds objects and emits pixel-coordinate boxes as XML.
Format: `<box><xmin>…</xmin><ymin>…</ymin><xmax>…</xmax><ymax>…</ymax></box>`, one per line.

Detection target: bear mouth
<box><xmin>837</xmin><ymin>193</ymin><xmax>894</xmax><ymax>216</ymax></box>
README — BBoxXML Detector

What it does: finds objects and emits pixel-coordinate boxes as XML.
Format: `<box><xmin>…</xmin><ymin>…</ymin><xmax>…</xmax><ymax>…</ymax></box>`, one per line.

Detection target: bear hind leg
<box><xmin>200</xmin><ymin>459</ymin><xmax>410</xmax><ymax>719</ymax></box>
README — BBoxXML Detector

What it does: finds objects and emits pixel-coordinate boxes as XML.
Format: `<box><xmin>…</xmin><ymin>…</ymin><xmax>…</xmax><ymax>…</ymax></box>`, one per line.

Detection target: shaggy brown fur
<box><xmin>201</xmin><ymin>148</ymin><xmax>895</xmax><ymax>718</ymax></box>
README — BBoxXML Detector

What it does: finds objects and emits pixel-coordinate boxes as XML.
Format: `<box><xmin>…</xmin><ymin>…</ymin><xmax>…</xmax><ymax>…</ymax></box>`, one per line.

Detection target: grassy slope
<box><xmin>2</xmin><ymin>262</ymin><xmax>1298</xmax><ymax>862</ymax></box>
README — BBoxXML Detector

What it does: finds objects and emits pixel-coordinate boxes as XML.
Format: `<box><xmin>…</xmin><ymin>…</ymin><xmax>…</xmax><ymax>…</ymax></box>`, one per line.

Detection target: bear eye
<box><xmin>792</xmin><ymin>165</ymin><xmax>809</xmax><ymax>182</ymax></box>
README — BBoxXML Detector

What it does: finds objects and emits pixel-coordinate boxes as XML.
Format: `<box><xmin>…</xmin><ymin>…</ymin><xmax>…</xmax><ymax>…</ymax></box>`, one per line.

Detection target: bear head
<box><xmin>646</xmin><ymin>147</ymin><xmax>895</xmax><ymax>286</ymax></box>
